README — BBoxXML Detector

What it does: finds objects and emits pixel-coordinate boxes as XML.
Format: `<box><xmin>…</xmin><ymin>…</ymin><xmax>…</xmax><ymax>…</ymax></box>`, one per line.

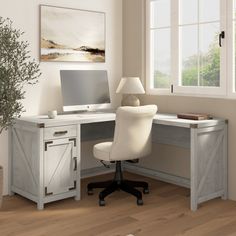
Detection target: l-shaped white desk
<box><xmin>10</xmin><ymin>112</ymin><xmax>227</xmax><ymax>211</ymax></box>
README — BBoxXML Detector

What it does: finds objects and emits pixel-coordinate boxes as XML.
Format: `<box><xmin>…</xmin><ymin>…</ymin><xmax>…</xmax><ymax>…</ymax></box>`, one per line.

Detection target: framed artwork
<box><xmin>40</xmin><ymin>5</ymin><xmax>105</xmax><ymax>62</ymax></box>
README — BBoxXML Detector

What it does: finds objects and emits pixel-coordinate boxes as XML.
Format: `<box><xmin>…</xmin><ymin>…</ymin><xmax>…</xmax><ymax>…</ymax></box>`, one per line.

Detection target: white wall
<box><xmin>0</xmin><ymin>0</ymin><xmax>123</xmax><ymax>195</ymax></box>
<box><xmin>122</xmin><ymin>0</ymin><xmax>145</xmax><ymax>81</ymax></box>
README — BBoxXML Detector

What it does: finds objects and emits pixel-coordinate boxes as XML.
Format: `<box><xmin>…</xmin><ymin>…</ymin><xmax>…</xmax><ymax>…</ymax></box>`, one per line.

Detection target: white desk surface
<box><xmin>16</xmin><ymin>112</ymin><xmax>227</xmax><ymax>129</ymax></box>
<box><xmin>153</xmin><ymin>114</ymin><xmax>226</xmax><ymax>128</ymax></box>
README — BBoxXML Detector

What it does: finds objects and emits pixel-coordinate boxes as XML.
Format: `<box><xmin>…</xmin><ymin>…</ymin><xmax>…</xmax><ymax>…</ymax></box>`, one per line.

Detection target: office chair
<box><xmin>87</xmin><ymin>105</ymin><xmax>157</xmax><ymax>206</ymax></box>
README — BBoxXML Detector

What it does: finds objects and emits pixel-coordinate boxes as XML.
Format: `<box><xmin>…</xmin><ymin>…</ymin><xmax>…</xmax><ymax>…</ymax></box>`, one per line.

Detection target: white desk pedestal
<box><xmin>190</xmin><ymin>124</ymin><xmax>227</xmax><ymax>211</ymax></box>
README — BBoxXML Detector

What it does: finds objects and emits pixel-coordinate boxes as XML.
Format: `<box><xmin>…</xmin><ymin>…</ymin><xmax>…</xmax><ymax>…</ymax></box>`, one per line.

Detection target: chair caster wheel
<box><xmin>137</xmin><ymin>199</ymin><xmax>143</xmax><ymax>206</ymax></box>
<box><xmin>87</xmin><ymin>189</ymin><xmax>93</xmax><ymax>195</ymax></box>
<box><xmin>99</xmin><ymin>199</ymin><xmax>105</xmax><ymax>206</ymax></box>
<box><xmin>143</xmin><ymin>188</ymin><xmax>149</xmax><ymax>194</ymax></box>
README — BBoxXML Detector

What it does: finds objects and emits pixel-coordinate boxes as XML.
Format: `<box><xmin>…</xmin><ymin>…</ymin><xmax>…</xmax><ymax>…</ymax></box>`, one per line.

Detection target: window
<box><xmin>180</xmin><ymin>0</ymin><xmax>220</xmax><ymax>87</ymax></box>
<box><xmin>146</xmin><ymin>0</ymin><xmax>228</xmax><ymax>97</ymax></box>
<box><xmin>233</xmin><ymin>0</ymin><xmax>236</xmax><ymax>92</ymax></box>
<box><xmin>150</xmin><ymin>0</ymin><xmax>171</xmax><ymax>89</ymax></box>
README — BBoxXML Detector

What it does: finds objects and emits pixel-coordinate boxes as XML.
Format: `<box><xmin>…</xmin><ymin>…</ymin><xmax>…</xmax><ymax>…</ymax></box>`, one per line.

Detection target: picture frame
<box><xmin>40</xmin><ymin>5</ymin><xmax>106</xmax><ymax>62</ymax></box>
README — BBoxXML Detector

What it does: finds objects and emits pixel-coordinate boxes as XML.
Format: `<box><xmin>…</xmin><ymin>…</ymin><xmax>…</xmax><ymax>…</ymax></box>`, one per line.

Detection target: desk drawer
<box><xmin>44</xmin><ymin>125</ymin><xmax>77</xmax><ymax>140</ymax></box>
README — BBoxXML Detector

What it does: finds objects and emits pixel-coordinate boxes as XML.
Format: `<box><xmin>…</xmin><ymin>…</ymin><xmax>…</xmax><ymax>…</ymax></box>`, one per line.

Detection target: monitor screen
<box><xmin>60</xmin><ymin>70</ymin><xmax>111</xmax><ymax>112</ymax></box>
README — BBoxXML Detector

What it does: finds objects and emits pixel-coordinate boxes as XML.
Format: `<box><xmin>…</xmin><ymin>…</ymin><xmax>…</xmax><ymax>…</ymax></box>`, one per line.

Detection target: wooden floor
<box><xmin>1</xmin><ymin>172</ymin><xmax>236</xmax><ymax>236</ymax></box>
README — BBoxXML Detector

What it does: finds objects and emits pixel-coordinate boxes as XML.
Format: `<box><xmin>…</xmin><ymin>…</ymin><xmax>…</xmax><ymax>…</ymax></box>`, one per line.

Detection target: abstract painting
<box><xmin>40</xmin><ymin>5</ymin><xmax>105</xmax><ymax>62</ymax></box>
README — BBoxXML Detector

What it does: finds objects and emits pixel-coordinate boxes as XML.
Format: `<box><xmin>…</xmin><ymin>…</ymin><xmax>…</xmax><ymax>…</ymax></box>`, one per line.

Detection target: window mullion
<box><xmin>226</xmin><ymin>0</ymin><xmax>235</xmax><ymax>96</ymax></box>
<box><xmin>197</xmin><ymin>0</ymin><xmax>200</xmax><ymax>87</ymax></box>
<box><xmin>172</xmin><ymin>0</ymin><xmax>179</xmax><ymax>91</ymax></box>
<box><xmin>219</xmin><ymin>0</ymin><xmax>227</xmax><ymax>94</ymax></box>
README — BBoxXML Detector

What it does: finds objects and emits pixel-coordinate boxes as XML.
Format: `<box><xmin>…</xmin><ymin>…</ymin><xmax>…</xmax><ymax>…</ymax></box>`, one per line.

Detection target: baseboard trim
<box><xmin>124</xmin><ymin>163</ymin><xmax>190</xmax><ymax>188</ymax></box>
<box><xmin>81</xmin><ymin>165</ymin><xmax>115</xmax><ymax>179</ymax></box>
<box><xmin>79</xmin><ymin>164</ymin><xmax>190</xmax><ymax>189</ymax></box>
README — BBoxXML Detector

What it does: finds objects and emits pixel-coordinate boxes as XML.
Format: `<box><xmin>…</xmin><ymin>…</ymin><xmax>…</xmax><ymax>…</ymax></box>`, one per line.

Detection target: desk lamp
<box><xmin>116</xmin><ymin>77</ymin><xmax>145</xmax><ymax>106</ymax></box>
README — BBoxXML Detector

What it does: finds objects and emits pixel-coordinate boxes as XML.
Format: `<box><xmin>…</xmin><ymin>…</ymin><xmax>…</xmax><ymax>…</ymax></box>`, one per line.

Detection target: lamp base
<box><xmin>121</xmin><ymin>94</ymin><xmax>140</xmax><ymax>106</ymax></box>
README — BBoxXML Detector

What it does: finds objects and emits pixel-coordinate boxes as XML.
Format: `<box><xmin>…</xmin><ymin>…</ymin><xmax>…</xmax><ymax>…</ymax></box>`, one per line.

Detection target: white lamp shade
<box><xmin>116</xmin><ymin>77</ymin><xmax>145</xmax><ymax>94</ymax></box>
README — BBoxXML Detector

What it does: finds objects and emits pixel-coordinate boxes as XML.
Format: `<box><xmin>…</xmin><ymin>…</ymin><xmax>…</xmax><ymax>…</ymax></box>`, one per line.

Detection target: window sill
<box><xmin>146</xmin><ymin>90</ymin><xmax>236</xmax><ymax>100</ymax></box>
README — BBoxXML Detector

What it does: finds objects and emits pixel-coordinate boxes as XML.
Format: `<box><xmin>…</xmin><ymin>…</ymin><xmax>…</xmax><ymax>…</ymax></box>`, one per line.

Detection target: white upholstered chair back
<box><xmin>110</xmin><ymin>105</ymin><xmax>157</xmax><ymax>161</ymax></box>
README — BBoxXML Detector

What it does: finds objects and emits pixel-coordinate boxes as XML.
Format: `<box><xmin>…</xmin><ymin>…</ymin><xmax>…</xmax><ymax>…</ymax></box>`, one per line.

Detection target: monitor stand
<box><xmin>59</xmin><ymin>108</ymin><xmax>116</xmax><ymax>115</ymax></box>
<box><xmin>80</xmin><ymin>108</ymin><xmax>116</xmax><ymax>114</ymax></box>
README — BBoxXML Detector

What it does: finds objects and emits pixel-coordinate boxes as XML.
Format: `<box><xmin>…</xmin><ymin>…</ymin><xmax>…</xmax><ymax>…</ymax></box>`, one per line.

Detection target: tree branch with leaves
<box><xmin>0</xmin><ymin>17</ymin><xmax>41</xmax><ymax>134</ymax></box>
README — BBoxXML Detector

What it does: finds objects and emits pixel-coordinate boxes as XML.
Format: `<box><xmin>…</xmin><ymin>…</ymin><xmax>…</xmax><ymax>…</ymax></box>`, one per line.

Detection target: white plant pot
<box><xmin>0</xmin><ymin>166</ymin><xmax>3</xmax><ymax>208</ymax></box>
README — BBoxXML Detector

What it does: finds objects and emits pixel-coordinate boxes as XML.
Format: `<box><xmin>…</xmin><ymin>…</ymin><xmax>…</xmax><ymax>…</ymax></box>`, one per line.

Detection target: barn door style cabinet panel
<box><xmin>11</xmin><ymin>120</ymin><xmax>80</xmax><ymax>210</ymax></box>
<box><xmin>44</xmin><ymin>137</ymin><xmax>77</xmax><ymax>196</ymax></box>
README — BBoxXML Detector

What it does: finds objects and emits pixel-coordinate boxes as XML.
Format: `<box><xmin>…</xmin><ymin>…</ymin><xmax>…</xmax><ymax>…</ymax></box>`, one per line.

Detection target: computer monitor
<box><xmin>60</xmin><ymin>70</ymin><xmax>111</xmax><ymax>112</ymax></box>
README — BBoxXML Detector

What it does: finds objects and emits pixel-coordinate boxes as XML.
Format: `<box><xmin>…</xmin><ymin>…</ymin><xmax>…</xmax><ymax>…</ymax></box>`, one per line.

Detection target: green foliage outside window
<box><xmin>154</xmin><ymin>71</ymin><xmax>170</xmax><ymax>88</ymax></box>
<box><xmin>154</xmin><ymin>34</ymin><xmax>220</xmax><ymax>88</ymax></box>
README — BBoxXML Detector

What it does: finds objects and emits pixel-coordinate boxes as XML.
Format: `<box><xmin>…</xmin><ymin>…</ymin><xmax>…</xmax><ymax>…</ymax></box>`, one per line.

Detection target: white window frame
<box><xmin>227</xmin><ymin>0</ymin><xmax>236</xmax><ymax>98</ymax></box>
<box><xmin>146</xmin><ymin>0</ymin><xmax>228</xmax><ymax>98</ymax></box>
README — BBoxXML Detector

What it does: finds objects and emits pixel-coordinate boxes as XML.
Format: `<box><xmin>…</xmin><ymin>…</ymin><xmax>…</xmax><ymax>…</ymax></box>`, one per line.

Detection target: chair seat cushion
<box><xmin>93</xmin><ymin>142</ymin><xmax>112</xmax><ymax>161</ymax></box>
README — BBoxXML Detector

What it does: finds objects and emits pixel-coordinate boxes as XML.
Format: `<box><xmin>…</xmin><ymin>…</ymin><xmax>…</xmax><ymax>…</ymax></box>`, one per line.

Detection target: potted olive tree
<box><xmin>0</xmin><ymin>17</ymin><xmax>41</xmax><ymax>207</ymax></box>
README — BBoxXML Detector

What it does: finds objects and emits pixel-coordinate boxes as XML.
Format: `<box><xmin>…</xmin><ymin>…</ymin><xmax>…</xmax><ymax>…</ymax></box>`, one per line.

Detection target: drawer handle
<box><xmin>73</xmin><ymin>157</ymin><xmax>77</xmax><ymax>171</ymax></box>
<box><xmin>54</xmin><ymin>131</ymin><xmax>68</xmax><ymax>136</ymax></box>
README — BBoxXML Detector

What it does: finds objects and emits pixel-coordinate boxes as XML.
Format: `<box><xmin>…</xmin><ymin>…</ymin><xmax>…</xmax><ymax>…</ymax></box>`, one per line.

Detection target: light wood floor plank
<box><xmin>0</xmin><ymin>172</ymin><xmax>235</xmax><ymax>236</ymax></box>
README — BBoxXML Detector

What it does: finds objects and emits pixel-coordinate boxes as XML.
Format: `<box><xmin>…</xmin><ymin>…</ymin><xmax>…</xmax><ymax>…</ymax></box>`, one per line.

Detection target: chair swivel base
<box><xmin>87</xmin><ymin>179</ymin><xmax>149</xmax><ymax>206</ymax></box>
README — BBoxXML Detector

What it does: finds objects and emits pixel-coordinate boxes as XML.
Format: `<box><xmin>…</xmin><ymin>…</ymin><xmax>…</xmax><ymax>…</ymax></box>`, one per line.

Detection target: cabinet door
<box><xmin>44</xmin><ymin>138</ymin><xmax>77</xmax><ymax>196</ymax></box>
